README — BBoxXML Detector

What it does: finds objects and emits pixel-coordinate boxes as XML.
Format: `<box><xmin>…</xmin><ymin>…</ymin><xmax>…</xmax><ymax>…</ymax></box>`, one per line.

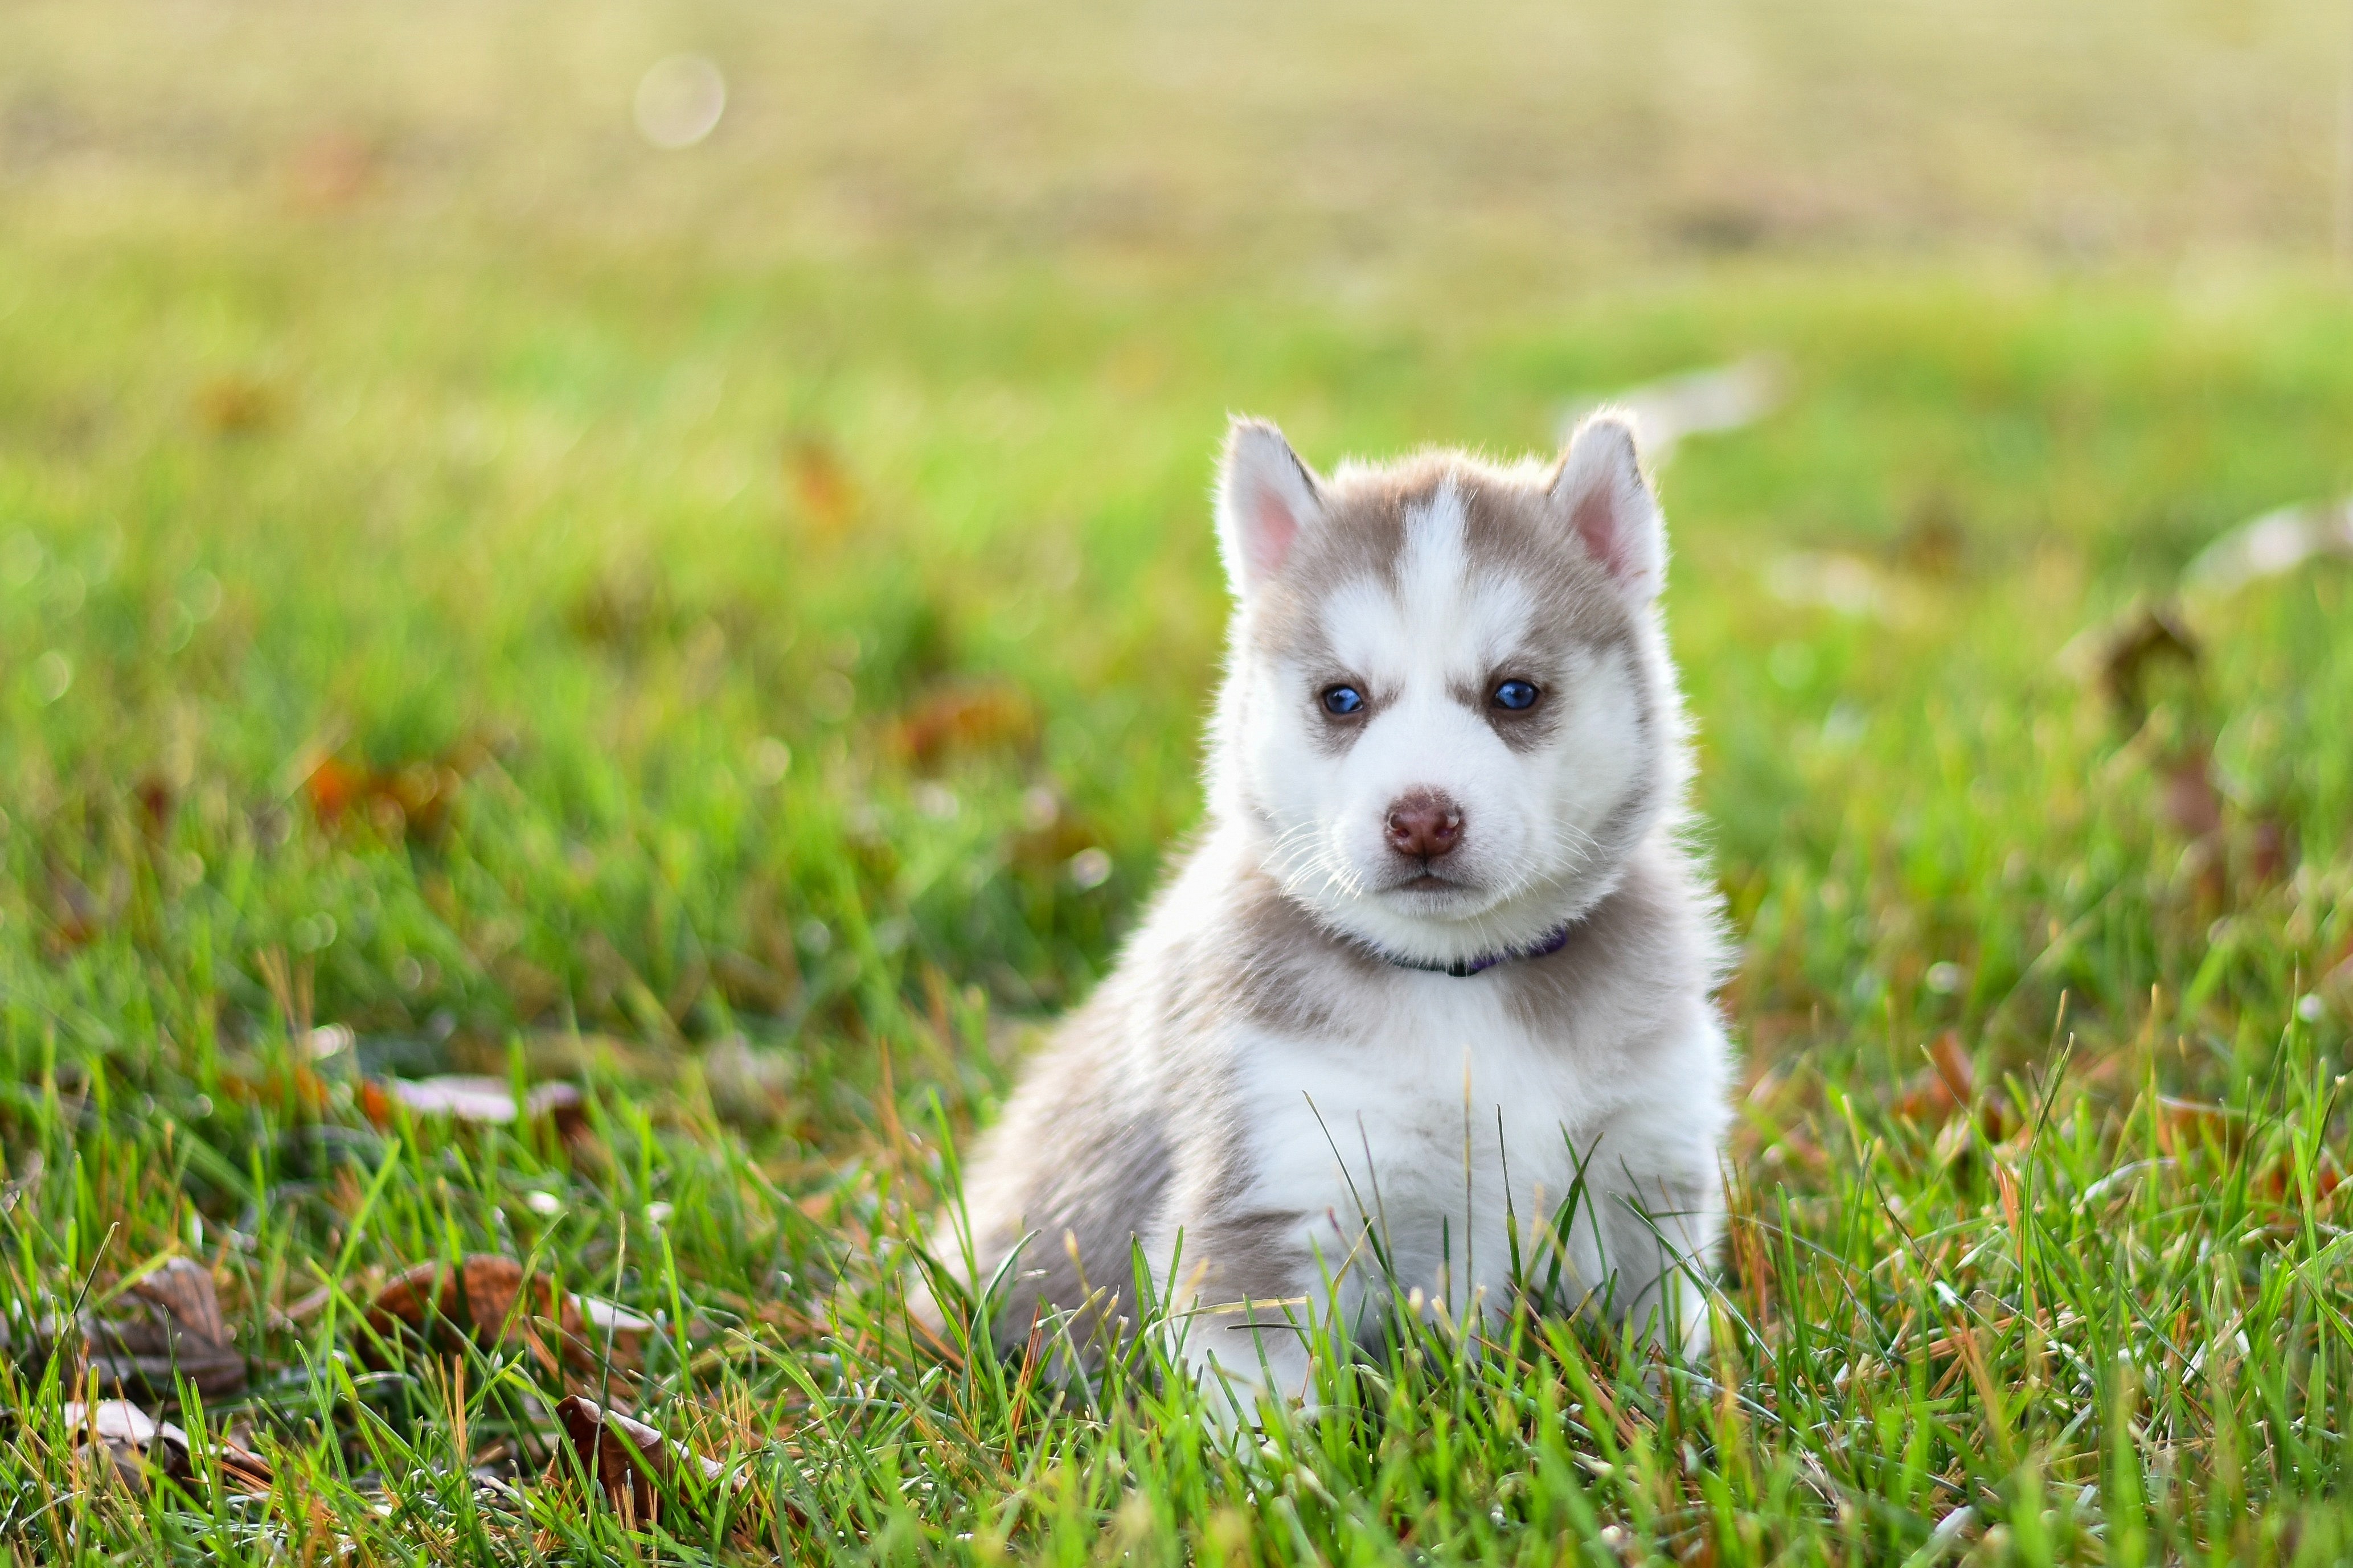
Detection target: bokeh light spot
<box><xmin>634</xmin><ymin>55</ymin><xmax>726</xmax><ymax>150</ymax></box>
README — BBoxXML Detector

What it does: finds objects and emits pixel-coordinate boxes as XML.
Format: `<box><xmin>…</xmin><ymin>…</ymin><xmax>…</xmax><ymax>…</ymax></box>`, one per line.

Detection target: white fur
<box><xmin>937</xmin><ymin>415</ymin><xmax>1732</xmax><ymax>1427</ymax></box>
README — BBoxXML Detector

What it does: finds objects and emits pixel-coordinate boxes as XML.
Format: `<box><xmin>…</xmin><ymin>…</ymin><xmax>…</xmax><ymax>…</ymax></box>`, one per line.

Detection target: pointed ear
<box><xmin>1549</xmin><ymin>412</ymin><xmax>1665</xmax><ymax>599</ymax></box>
<box><xmin>1215</xmin><ymin>417</ymin><xmax>1323</xmax><ymax>596</ymax></box>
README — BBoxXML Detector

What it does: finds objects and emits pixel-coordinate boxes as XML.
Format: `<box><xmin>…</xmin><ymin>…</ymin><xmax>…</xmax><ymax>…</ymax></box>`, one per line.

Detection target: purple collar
<box><xmin>1383</xmin><ymin>922</ymin><xmax>1575</xmax><ymax>978</ymax></box>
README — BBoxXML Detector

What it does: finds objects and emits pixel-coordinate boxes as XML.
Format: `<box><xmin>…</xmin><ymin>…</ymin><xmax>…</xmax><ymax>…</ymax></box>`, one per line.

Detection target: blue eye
<box><xmin>1321</xmin><ymin>685</ymin><xmax>1366</xmax><ymax>716</ymax></box>
<box><xmin>1493</xmin><ymin>680</ymin><xmax>1539</xmax><ymax>711</ymax></box>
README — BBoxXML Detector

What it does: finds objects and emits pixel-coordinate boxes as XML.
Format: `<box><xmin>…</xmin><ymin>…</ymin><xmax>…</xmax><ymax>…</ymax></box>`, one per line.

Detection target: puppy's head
<box><xmin>1210</xmin><ymin>415</ymin><xmax>1683</xmax><ymax>968</ymax></box>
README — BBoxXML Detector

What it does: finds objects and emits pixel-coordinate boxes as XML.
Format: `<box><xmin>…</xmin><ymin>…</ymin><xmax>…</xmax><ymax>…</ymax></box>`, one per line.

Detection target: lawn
<box><xmin>6</xmin><ymin>2</ymin><xmax>2353</xmax><ymax>1562</ymax></box>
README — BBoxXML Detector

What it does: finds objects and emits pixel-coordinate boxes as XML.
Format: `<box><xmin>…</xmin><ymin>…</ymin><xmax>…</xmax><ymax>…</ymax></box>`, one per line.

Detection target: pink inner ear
<box><xmin>1247</xmin><ymin>485</ymin><xmax>1301</xmax><ymax>578</ymax></box>
<box><xmin>1570</xmin><ymin>481</ymin><xmax>1633</xmax><ymax>583</ymax></box>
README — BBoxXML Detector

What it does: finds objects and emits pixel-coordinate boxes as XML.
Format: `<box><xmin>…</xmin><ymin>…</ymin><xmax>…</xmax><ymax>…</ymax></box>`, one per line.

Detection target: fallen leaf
<box><xmin>2183</xmin><ymin>497</ymin><xmax>2353</xmax><ymax>596</ymax></box>
<box><xmin>553</xmin><ymin>1395</ymin><xmax>736</xmax><ymax>1528</ymax></box>
<box><xmin>363</xmin><ymin>1254</ymin><xmax>579</xmax><ymax>1361</ymax></box>
<box><xmin>1765</xmin><ymin>551</ymin><xmax>1893</xmax><ymax>620</ymax></box>
<box><xmin>577</xmin><ymin>1295</ymin><xmax>658</xmax><ymax>1366</ymax></box>
<box><xmin>786</xmin><ymin>434</ymin><xmax>858</xmax><ymax>532</ymax></box>
<box><xmin>2256</xmin><ymin>1146</ymin><xmax>2344</xmax><ymax>1208</ymax></box>
<box><xmin>2089</xmin><ymin>602</ymin><xmax>2199</xmax><ymax>730</ymax></box>
<box><xmin>887</xmin><ymin>681</ymin><xmax>1039</xmax><ymax>771</ymax></box>
<box><xmin>1892</xmin><ymin>1031</ymin><xmax>2007</xmax><ymax>1140</ymax></box>
<box><xmin>566</xmin><ymin>571</ymin><xmax>671</xmax><ymax>651</ymax></box>
<box><xmin>302</xmin><ymin>753</ymin><xmax>466</xmax><ymax>844</ymax></box>
<box><xmin>194</xmin><ymin>376</ymin><xmax>277</xmax><ymax>436</ymax></box>
<box><xmin>129</xmin><ymin>1258</ymin><xmax>230</xmax><ymax>1345</ymax></box>
<box><xmin>362</xmin><ymin>1075</ymin><xmax>586</xmax><ymax>1139</ymax></box>
<box><xmin>2159</xmin><ymin>747</ymin><xmax>2224</xmax><ymax>840</ymax></box>
<box><xmin>1928</xmin><ymin>1031</ymin><xmax>1975</xmax><ymax>1106</ymax></box>
<box><xmin>287</xmin><ymin>129</ymin><xmax>379</xmax><ymax>209</ymax></box>
<box><xmin>360</xmin><ymin>1254</ymin><xmax>646</xmax><ymax>1377</ymax></box>
<box><xmin>71</xmin><ymin>1257</ymin><xmax>247</xmax><ymax>1399</ymax></box>
<box><xmin>299</xmin><ymin>757</ymin><xmax>367</xmax><ymax>822</ymax></box>
<box><xmin>2155</xmin><ymin>1095</ymin><xmax>2245</xmax><ymax>1157</ymax></box>
<box><xmin>1557</xmin><ymin>356</ymin><xmax>1784</xmax><ymax>466</ymax></box>
<box><xmin>133</xmin><ymin>775</ymin><xmax>175</xmax><ymax>835</ymax></box>
<box><xmin>62</xmin><ymin>1399</ymin><xmax>272</xmax><ymax>1495</ymax></box>
<box><xmin>2244</xmin><ymin>816</ymin><xmax>2294</xmax><ymax>886</ymax></box>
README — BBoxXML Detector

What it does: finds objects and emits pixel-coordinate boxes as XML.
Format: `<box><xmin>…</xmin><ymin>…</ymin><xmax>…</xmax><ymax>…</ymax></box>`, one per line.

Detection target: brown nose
<box><xmin>1385</xmin><ymin>791</ymin><xmax>1464</xmax><ymax>861</ymax></box>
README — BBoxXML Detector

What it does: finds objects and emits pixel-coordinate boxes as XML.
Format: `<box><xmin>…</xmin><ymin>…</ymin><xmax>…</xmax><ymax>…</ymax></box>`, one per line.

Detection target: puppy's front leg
<box><xmin>1160</xmin><ymin>1207</ymin><xmax>1347</xmax><ymax>1427</ymax></box>
<box><xmin>1595</xmin><ymin>1163</ymin><xmax>1723</xmax><ymax>1356</ymax></box>
<box><xmin>1176</xmin><ymin>1295</ymin><xmax>1316</xmax><ymax>1426</ymax></box>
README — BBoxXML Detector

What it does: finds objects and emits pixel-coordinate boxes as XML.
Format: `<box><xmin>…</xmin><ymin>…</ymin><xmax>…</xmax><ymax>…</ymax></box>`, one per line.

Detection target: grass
<box><xmin>7</xmin><ymin>1</ymin><xmax>2353</xmax><ymax>1561</ymax></box>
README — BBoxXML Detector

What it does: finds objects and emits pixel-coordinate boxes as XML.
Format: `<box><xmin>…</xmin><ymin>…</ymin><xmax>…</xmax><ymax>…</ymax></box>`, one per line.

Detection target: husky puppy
<box><xmin>933</xmin><ymin>414</ymin><xmax>1733</xmax><ymax>1414</ymax></box>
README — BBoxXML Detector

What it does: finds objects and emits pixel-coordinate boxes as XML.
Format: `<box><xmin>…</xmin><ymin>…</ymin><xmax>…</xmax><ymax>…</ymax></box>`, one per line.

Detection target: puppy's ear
<box><xmin>1216</xmin><ymin>418</ymin><xmax>1323</xmax><ymax>597</ymax></box>
<box><xmin>1549</xmin><ymin>412</ymin><xmax>1665</xmax><ymax>600</ymax></box>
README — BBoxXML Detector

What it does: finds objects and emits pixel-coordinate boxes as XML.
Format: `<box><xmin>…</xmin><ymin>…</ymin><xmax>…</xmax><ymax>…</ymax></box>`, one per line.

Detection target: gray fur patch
<box><xmin>940</xmin><ymin>987</ymin><xmax>1175</xmax><ymax>1359</ymax></box>
<box><xmin>1499</xmin><ymin>837</ymin><xmax>1728</xmax><ymax>1037</ymax></box>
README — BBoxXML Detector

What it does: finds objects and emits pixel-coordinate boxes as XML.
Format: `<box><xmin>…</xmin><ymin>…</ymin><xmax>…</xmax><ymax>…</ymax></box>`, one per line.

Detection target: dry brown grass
<box><xmin>2</xmin><ymin>0</ymin><xmax>2347</xmax><ymax>278</ymax></box>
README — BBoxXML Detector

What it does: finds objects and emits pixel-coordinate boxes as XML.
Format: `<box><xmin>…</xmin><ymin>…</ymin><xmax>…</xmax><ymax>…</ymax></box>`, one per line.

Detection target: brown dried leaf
<box><xmin>887</xmin><ymin>681</ymin><xmax>1039</xmax><ymax>771</ymax></box>
<box><xmin>128</xmin><ymin>1258</ymin><xmax>229</xmax><ymax>1347</ymax></box>
<box><xmin>786</xmin><ymin>435</ymin><xmax>858</xmax><ymax>533</ymax></box>
<box><xmin>2093</xmin><ymin>602</ymin><xmax>2199</xmax><ymax>729</ymax></box>
<box><xmin>1891</xmin><ymin>1031</ymin><xmax>2010</xmax><ymax>1142</ymax></box>
<box><xmin>43</xmin><ymin>863</ymin><xmax>116</xmax><ymax>953</ymax></box>
<box><xmin>1928</xmin><ymin>1031</ymin><xmax>1975</xmax><ymax>1106</ymax></box>
<box><xmin>193</xmin><ymin>376</ymin><xmax>277</xmax><ymax>436</ymax></box>
<box><xmin>2256</xmin><ymin>1145</ymin><xmax>2344</xmax><ymax>1208</ymax></box>
<box><xmin>1893</xmin><ymin>1031</ymin><xmax>1969</xmax><ymax>1123</ymax></box>
<box><xmin>62</xmin><ymin>1400</ymin><xmax>272</xmax><ymax>1495</ymax></box>
<box><xmin>360</xmin><ymin>1254</ymin><xmax>647</xmax><ymax>1378</ymax></box>
<box><xmin>133</xmin><ymin>775</ymin><xmax>175</xmax><ymax>836</ymax></box>
<box><xmin>2159</xmin><ymin>746</ymin><xmax>2224</xmax><ymax>840</ymax></box>
<box><xmin>302</xmin><ymin>753</ymin><xmax>466</xmax><ymax>844</ymax></box>
<box><xmin>2245</xmin><ymin>816</ymin><xmax>2295</xmax><ymax>886</ymax></box>
<box><xmin>2155</xmin><ymin>1094</ymin><xmax>2245</xmax><ymax>1157</ymax></box>
<box><xmin>72</xmin><ymin>1258</ymin><xmax>245</xmax><ymax>1399</ymax></box>
<box><xmin>363</xmin><ymin>1254</ymin><xmax>580</xmax><ymax>1362</ymax></box>
<box><xmin>553</xmin><ymin>1395</ymin><xmax>735</xmax><ymax>1528</ymax></box>
<box><xmin>287</xmin><ymin>130</ymin><xmax>379</xmax><ymax>209</ymax></box>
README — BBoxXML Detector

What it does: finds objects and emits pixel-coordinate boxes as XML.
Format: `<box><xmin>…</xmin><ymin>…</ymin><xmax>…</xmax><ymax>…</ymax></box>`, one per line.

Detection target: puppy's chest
<box><xmin>1224</xmin><ymin>984</ymin><xmax>1617</xmax><ymax>1230</ymax></box>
